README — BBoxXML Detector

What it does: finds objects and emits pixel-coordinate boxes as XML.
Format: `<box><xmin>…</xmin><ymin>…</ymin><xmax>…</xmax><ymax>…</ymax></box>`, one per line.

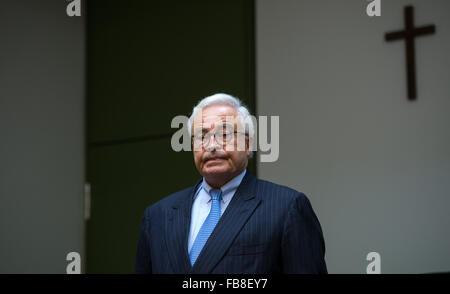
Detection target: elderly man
<box><xmin>135</xmin><ymin>93</ymin><xmax>327</xmax><ymax>274</ymax></box>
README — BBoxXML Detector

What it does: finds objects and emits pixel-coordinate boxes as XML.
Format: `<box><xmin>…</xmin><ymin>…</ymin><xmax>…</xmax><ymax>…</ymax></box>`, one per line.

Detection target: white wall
<box><xmin>0</xmin><ymin>0</ymin><xmax>85</xmax><ymax>273</ymax></box>
<box><xmin>257</xmin><ymin>0</ymin><xmax>450</xmax><ymax>273</ymax></box>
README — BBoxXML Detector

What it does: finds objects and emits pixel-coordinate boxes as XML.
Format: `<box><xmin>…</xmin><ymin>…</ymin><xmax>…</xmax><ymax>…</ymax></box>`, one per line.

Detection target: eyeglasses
<box><xmin>192</xmin><ymin>129</ymin><xmax>248</xmax><ymax>148</ymax></box>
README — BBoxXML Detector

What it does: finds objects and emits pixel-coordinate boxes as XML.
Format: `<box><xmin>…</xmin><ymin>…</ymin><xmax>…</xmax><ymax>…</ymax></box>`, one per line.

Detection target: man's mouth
<box><xmin>206</xmin><ymin>157</ymin><xmax>226</xmax><ymax>162</ymax></box>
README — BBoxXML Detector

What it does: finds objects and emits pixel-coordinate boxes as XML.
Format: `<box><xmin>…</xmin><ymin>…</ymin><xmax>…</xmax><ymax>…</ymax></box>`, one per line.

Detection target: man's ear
<box><xmin>246</xmin><ymin>136</ymin><xmax>253</xmax><ymax>157</ymax></box>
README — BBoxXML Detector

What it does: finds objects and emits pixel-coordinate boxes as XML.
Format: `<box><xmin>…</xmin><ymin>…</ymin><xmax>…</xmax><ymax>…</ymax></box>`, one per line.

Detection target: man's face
<box><xmin>192</xmin><ymin>104</ymin><xmax>250</xmax><ymax>183</ymax></box>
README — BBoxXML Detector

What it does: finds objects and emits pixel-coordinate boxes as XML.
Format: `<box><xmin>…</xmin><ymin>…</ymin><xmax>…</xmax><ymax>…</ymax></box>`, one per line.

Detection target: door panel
<box><xmin>86</xmin><ymin>0</ymin><xmax>255</xmax><ymax>273</ymax></box>
<box><xmin>88</xmin><ymin>0</ymin><xmax>255</xmax><ymax>143</ymax></box>
<box><xmin>87</xmin><ymin>138</ymin><xmax>198</xmax><ymax>273</ymax></box>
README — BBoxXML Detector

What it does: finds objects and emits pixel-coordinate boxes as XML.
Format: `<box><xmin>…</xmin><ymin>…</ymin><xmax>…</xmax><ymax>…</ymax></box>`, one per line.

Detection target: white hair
<box><xmin>187</xmin><ymin>93</ymin><xmax>255</xmax><ymax>138</ymax></box>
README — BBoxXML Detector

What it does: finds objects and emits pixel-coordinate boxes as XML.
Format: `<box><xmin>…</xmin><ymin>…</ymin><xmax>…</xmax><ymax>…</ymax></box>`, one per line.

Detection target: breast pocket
<box><xmin>226</xmin><ymin>243</ymin><xmax>267</xmax><ymax>256</ymax></box>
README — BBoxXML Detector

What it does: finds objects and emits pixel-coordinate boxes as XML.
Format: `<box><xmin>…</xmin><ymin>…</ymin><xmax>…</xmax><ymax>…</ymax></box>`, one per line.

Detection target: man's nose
<box><xmin>205</xmin><ymin>134</ymin><xmax>220</xmax><ymax>151</ymax></box>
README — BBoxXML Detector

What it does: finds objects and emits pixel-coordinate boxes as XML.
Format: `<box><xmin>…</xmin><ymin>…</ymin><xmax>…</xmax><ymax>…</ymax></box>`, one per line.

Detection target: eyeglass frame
<box><xmin>191</xmin><ymin>129</ymin><xmax>249</xmax><ymax>150</ymax></box>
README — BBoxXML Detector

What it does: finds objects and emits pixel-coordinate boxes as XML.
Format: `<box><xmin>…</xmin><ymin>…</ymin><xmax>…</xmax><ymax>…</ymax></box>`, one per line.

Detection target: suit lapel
<box><xmin>165</xmin><ymin>179</ymin><xmax>201</xmax><ymax>273</ymax></box>
<box><xmin>189</xmin><ymin>171</ymin><xmax>261</xmax><ymax>274</ymax></box>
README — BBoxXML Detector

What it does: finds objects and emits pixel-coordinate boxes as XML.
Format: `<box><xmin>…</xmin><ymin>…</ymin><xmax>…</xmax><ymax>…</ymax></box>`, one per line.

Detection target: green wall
<box><xmin>86</xmin><ymin>0</ymin><xmax>255</xmax><ymax>273</ymax></box>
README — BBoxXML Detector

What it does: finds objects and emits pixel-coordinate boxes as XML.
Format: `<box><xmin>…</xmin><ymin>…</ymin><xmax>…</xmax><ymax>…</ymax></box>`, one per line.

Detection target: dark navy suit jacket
<box><xmin>135</xmin><ymin>170</ymin><xmax>327</xmax><ymax>274</ymax></box>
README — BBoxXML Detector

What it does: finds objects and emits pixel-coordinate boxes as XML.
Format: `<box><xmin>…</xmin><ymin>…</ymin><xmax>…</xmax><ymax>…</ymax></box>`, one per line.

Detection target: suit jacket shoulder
<box><xmin>142</xmin><ymin>180</ymin><xmax>200</xmax><ymax>219</ymax></box>
<box><xmin>254</xmin><ymin>176</ymin><xmax>310</xmax><ymax>204</ymax></box>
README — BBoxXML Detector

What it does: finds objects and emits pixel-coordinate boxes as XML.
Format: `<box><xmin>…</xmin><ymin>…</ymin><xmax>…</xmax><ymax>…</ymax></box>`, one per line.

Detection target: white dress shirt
<box><xmin>187</xmin><ymin>169</ymin><xmax>247</xmax><ymax>253</ymax></box>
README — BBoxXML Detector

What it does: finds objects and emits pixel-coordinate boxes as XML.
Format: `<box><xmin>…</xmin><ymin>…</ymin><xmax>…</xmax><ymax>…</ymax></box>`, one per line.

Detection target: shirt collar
<box><xmin>199</xmin><ymin>169</ymin><xmax>247</xmax><ymax>202</ymax></box>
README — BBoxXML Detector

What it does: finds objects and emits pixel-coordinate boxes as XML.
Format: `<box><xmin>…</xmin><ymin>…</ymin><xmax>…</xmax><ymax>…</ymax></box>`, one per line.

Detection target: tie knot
<box><xmin>210</xmin><ymin>189</ymin><xmax>222</xmax><ymax>201</ymax></box>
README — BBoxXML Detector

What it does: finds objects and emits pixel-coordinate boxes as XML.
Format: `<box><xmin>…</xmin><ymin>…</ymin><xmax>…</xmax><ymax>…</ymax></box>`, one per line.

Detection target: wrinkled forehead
<box><xmin>192</xmin><ymin>106</ymin><xmax>241</xmax><ymax>131</ymax></box>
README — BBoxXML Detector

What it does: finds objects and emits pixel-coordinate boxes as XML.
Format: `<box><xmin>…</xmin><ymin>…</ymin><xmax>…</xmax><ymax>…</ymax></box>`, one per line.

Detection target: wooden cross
<box><xmin>385</xmin><ymin>6</ymin><xmax>436</xmax><ymax>101</ymax></box>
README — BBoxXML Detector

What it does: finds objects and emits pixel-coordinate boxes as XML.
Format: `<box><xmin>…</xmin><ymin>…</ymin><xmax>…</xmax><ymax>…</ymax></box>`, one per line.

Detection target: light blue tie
<box><xmin>189</xmin><ymin>188</ymin><xmax>222</xmax><ymax>266</ymax></box>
